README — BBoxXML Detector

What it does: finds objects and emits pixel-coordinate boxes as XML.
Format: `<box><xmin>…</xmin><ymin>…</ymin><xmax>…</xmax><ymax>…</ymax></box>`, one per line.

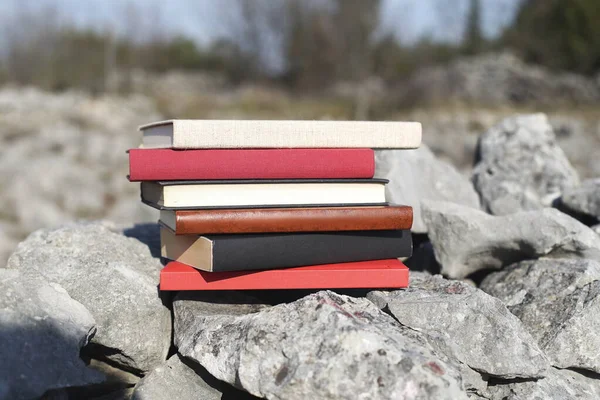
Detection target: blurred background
<box><xmin>0</xmin><ymin>0</ymin><xmax>599</xmax><ymax>265</ymax></box>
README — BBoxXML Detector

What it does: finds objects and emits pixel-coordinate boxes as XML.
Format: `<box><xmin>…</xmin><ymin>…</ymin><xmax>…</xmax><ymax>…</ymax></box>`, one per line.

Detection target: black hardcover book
<box><xmin>161</xmin><ymin>228</ymin><xmax>412</xmax><ymax>272</ymax></box>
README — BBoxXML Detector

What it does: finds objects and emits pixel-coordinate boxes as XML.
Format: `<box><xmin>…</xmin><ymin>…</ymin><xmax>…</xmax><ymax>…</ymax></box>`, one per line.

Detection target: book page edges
<box><xmin>161</xmin><ymin>182</ymin><xmax>385</xmax><ymax>208</ymax></box>
<box><xmin>160</xmin><ymin>228</ymin><xmax>214</xmax><ymax>271</ymax></box>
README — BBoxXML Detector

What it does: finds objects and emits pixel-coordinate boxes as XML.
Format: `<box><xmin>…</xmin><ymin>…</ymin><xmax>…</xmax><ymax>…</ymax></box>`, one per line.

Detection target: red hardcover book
<box><xmin>160</xmin><ymin>259</ymin><xmax>409</xmax><ymax>291</ymax></box>
<box><xmin>128</xmin><ymin>148</ymin><xmax>375</xmax><ymax>181</ymax></box>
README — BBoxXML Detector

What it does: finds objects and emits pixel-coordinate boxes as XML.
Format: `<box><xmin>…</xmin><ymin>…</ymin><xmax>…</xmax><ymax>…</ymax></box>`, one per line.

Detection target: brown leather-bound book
<box><xmin>160</xmin><ymin>205</ymin><xmax>413</xmax><ymax>234</ymax></box>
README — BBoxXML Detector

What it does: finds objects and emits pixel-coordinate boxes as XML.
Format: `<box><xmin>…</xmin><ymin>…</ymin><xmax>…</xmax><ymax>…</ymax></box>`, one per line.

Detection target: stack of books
<box><xmin>129</xmin><ymin>119</ymin><xmax>421</xmax><ymax>290</ymax></box>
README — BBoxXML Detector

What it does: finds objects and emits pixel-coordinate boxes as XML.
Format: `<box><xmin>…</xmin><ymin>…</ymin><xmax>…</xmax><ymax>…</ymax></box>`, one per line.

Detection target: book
<box><xmin>139</xmin><ymin>119</ymin><xmax>422</xmax><ymax>149</ymax></box>
<box><xmin>142</xmin><ymin>179</ymin><xmax>387</xmax><ymax>209</ymax></box>
<box><xmin>128</xmin><ymin>148</ymin><xmax>375</xmax><ymax>181</ymax></box>
<box><xmin>160</xmin><ymin>205</ymin><xmax>413</xmax><ymax>234</ymax></box>
<box><xmin>160</xmin><ymin>227</ymin><xmax>412</xmax><ymax>272</ymax></box>
<box><xmin>160</xmin><ymin>259</ymin><xmax>409</xmax><ymax>291</ymax></box>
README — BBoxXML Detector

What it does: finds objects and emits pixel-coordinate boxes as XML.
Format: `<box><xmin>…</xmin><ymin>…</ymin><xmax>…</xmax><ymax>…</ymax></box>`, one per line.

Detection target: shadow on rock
<box><xmin>123</xmin><ymin>223</ymin><xmax>161</xmax><ymax>259</ymax></box>
<box><xmin>0</xmin><ymin>323</ymin><xmax>140</xmax><ymax>400</ymax></box>
<box><xmin>178</xmin><ymin>355</ymin><xmax>261</xmax><ymax>400</ymax></box>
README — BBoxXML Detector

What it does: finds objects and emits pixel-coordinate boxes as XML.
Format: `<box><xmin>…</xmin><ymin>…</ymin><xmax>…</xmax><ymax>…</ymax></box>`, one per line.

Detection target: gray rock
<box><xmin>369</xmin><ymin>279</ymin><xmax>489</xmax><ymax>396</ymax></box>
<box><xmin>174</xmin><ymin>290</ymin><xmax>469</xmax><ymax>400</ymax></box>
<box><xmin>368</xmin><ymin>275</ymin><xmax>549</xmax><ymax>379</ymax></box>
<box><xmin>593</xmin><ymin>225</ymin><xmax>600</xmax><ymax>235</ymax></box>
<box><xmin>0</xmin><ymin>87</ymin><xmax>161</xmax><ymax>267</ymax></box>
<box><xmin>397</xmin><ymin>108</ymin><xmax>600</xmax><ymax>180</ymax></box>
<box><xmin>467</xmin><ymin>393</ymin><xmax>490</xmax><ymax>400</ymax></box>
<box><xmin>91</xmin><ymin>388</ymin><xmax>135</xmax><ymax>400</ymax></box>
<box><xmin>0</xmin><ymin>268</ymin><xmax>104</xmax><ymax>399</ymax></box>
<box><xmin>6</xmin><ymin>222</ymin><xmax>170</xmax><ymax>373</ymax></box>
<box><xmin>41</xmin><ymin>358</ymin><xmax>140</xmax><ymax>400</ymax></box>
<box><xmin>133</xmin><ymin>354</ymin><xmax>258</xmax><ymax>400</ymax></box>
<box><xmin>481</xmin><ymin>258</ymin><xmax>600</xmax><ymax>374</ymax></box>
<box><xmin>87</xmin><ymin>358</ymin><xmax>140</xmax><ymax>393</ymax></box>
<box><xmin>397</xmin><ymin>52</ymin><xmax>600</xmax><ymax>107</ymax></box>
<box><xmin>473</xmin><ymin>114</ymin><xmax>580</xmax><ymax>215</ymax></box>
<box><xmin>560</xmin><ymin>179</ymin><xmax>600</xmax><ymax>221</ymax></box>
<box><xmin>485</xmin><ymin>367</ymin><xmax>600</xmax><ymax>400</ymax></box>
<box><xmin>375</xmin><ymin>145</ymin><xmax>480</xmax><ymax>233</ymax></box>
<box><xmin>409</xmin><ymin>270</ymin><xmax>434</xmax><ymax>285</ymax></box>
<box><xmin>422</xmin><ymin>200</ymin><xmax>600</xmax><ymax>278</ymax></box>
<box><xmin>548</xmin><ymin>115</ymin><xmax>600</xmax><ymax>180</ymax></box>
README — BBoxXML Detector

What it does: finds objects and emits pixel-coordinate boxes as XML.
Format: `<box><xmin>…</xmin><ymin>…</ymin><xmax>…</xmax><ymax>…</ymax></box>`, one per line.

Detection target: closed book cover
<box><xmin>128</xmin><ymin>148</ymin><xmax>375</xmax><ymax>181</ymax></box>
<box><xmin>160</xmin><ymin>227</ymin><xmax>412</xmax><ymax>272</ymax></box>
<box><xmin>142</xmin><ymin>179</ymin><xmax>387</xmax><ymax>209</ymax></box>
<box><xmin>160</xmin><ymin>259</ymin><xmax>409</xmax><ymax>291</ymax></box>
<box><xmin>160</xmin><ymin>205</ymin><xmax>413</xmax><ymax>234</ymax></box>
<box><xmin>140</xmin><ymin>119</ymin><xmax>422</xmax><ymax>149</ymax></box>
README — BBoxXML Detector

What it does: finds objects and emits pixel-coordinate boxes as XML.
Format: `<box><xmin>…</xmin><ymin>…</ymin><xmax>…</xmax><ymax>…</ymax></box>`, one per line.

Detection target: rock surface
<box><xmin>368</xmin><ymin>275</ymin><xmax>548</xmax><ymax>379</ymax></box>
<box><xmin>6</xmin><ymin>222</ymin><xmax>170</xmax><ymax>373</ymax></box>
<box><xmin>486</xmin><ymin>367</ymin><xmax>600</xmax><ymax>400</ymax></box>
<box><xmin>397</xmin><ymin>52</ymin><xmax>600</xmax><ymax>107</ymax></box>
<box><xmin>392</xmin><ymin>107</ymin><xmax>600</xmax><ymax>180</ymax></box>
<box><xmin>560</xmin><ymin>179</ymin><xmax>600</xmax><ymax>221</ymax></box>
<box><xmin>132</xmin><ymin>354</ymin><xmax>258</xmax><ymax>400</ymax></box>
<box><xmin>0</xmin><ymin>268</ymin><xmax>104</xmax><ymax>399</ymax></box>
<box><xmin>375</xmin><ymin>145</ymin><xmax>480</xmax><ymax>233</ymax></box>
<box><xmin>174</xmin><ymin>290</ymin><xmax>469</xmax><ymax>400</ymax></box>
<box><xmin>422</xmin><ymin>200</ymin><xmax>600</xmax><ymax>278</ymax></box>
<box><xmin>472</xmin><ymin>114</ymin><xmax>579</xmax><ymax>215</ymax></box>
<box><xmin>0</xmin><ymin>87</ymin><xmax>159</xmax><ymax>266</ymax></box>
<box><xmin>481</xmin><ymin>258</ymin><xmax>600</xmax><ymax>374</ymax></box>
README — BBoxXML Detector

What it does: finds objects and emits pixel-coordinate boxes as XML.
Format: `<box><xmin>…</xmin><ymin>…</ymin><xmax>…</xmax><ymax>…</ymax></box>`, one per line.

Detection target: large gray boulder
<box><xmin>485</xmin><ymin>367</ymin><xmax>600</xmax><ymax>400</ymax></box>
<box><xmin>132</xmin><ymin>354</ymin><xmax>258</xmax><ymax>400</ymax></box>
<box><xmin>375</xmin><ymin>145</ymin><xmax>480</xmax><ymax>233</ymax></box>
<box><xmin>422</xmin><ymin>200</ymin><xmax>600</xmax><ymax>278</ymax></box>
<box><xmin>560</xmin><ymin>178</ymin><xmax>600</xmax><ymax>221</ymax></box>
<box><xmin>368</xmin><ymin>276</ymin><xmax>548</xmax><ymax>380</ymax></box>
<box><xmin>473</xmin><ymin>114</ymin><xmax>579</xmax><ymax>215</ymax></box>
<box><xmin>0</xmin><ymin>269</ymin><xmax>104</xmax><ymax>399</ymax></box>
<box><xmin>6</xmin><ymin>222</ymin><xmax>170</xmax><ymax>373</ymax></box>
<box><xmin>174</xmin><ymin>290</ymin><xmax>469</xmax><ymax>400</ymax></box>
<box><xmin>481</xmin><ymin>258</ymin><xmax>600</xmax><ymax>374</ymax></box>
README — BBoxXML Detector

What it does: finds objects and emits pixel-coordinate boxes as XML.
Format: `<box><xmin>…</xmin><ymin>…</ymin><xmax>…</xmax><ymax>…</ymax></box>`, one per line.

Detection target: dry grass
<box><xmin>153</xmin><ymin>86</ymin><xmax>356</xmax><ymax>121</ymax></box>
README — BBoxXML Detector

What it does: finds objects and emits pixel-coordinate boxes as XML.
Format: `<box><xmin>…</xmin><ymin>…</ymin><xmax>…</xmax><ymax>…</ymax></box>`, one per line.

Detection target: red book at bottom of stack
<box><xmin>160</xmin><ymin>259</ymin><xmax>409</xmax><ymax>291</ymax></box>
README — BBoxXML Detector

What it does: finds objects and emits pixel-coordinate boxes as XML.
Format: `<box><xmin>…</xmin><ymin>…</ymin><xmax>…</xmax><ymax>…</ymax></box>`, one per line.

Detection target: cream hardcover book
<box><xmin>140</xmin><ymin>119</ymin><xmax>422</xmax><ymax>149</ymax></box>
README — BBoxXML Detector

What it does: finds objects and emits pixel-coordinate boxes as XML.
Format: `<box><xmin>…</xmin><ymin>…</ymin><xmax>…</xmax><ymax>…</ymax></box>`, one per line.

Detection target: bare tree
<box><xmin>463</xmin><ymin>0</ymin><xmax>484</xmax><ymax>54</ymax></box>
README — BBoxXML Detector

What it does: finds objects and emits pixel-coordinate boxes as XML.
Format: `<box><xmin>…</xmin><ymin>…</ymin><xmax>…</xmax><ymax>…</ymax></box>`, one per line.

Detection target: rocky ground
<box><xmin>1</xmin><ymin>52</ymin><xmax>600</xmax><ymax>398</ymax></box>
<box><xmin>0</xmin><ymin>87</ymin><xmax>160</xmax><ymax>265</ymax></box>
<box><xmin>2</xmin><ymin>110</ymin><xmax>600</xmax><ymax>399</ymax></box>
<box><xmin>395</xmin><ymin>52</ymin><xmax>600</xmax><ymax>107</ymax></box>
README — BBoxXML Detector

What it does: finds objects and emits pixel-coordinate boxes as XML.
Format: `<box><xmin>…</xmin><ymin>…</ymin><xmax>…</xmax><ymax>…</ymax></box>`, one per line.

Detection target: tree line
<box><xmin>0</xmin><ymin>0</ymin><xmax>597</xmax><ymax>93</ymax></box>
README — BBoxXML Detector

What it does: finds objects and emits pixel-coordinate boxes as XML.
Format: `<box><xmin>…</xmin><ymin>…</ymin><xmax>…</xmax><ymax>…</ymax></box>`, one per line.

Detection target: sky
<box><xmin>0</xmin><ymin>0</ymin><xmax>521</xmax><ymax>45</ymax></box>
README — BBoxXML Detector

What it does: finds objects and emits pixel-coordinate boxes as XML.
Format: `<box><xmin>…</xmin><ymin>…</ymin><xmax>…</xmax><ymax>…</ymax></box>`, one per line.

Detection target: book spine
<box><xmin>129</xmin><ymin>148</ymin><xmax>374</xmax><ymax>181</ymax></box>
<box><xmin>172</xmin><ymin>206</ymin><xmax>413</xmax><ymax>234</ymax></box>
<box><xmin>211</xmin><ymin>230</ymin><xmax>412</xmax><ymax>272</ymax></box>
